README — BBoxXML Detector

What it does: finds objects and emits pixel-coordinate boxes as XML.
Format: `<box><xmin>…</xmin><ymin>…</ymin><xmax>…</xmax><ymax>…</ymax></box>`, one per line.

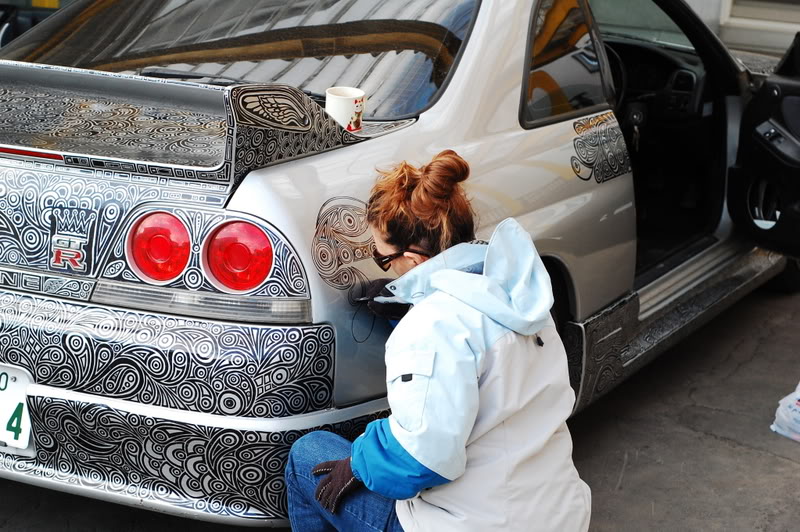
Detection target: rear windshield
<box><xmin>0</xmin><ymin>0</ymin><xmax>479</xmax><ymax>120</ymax></box>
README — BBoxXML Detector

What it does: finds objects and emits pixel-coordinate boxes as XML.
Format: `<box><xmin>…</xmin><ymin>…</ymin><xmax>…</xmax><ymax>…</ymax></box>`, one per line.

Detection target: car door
<box><xmin>728</xmin><ymin>34</ymin><xmax>800</xmax><ymax>256</ymax></box>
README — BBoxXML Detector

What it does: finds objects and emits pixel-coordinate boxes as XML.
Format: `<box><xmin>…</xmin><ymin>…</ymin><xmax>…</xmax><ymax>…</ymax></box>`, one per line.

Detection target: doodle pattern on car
<box><xmin>0</xmin><ymin>81</ymin><xmax>228</xmax><ymax>168</ymax></box>
<box><xmin>228</xmin><ymin>86</ymin><xmax>363</xmax><ymax>184</ymax></box>
<box><xmin>0</xmin><ymin>267</ymin><xmax>93</xmax><ymax>300</ymax></box>
<box><xmin>570</xmin><ymin>111</ymin><xmax>631</xmax><ymax>183</ymax></box>
<box><xmin>312</xmin><ymin>196</ymin><xmax>376</xmax><ymax>305</ymax></box>
<box><xmin>101</xmin><ymin>206</ymin><xmax>309</xmax><ymax>298</ymax></box>
<box><xmin>0</xmin><ymin>160</ymin><xmax>178</xmax><ymax>275</ymax></box>
<box><xmin>1</xmin><ymin>397</ymin><xmax>388</xmax><ymax>521</ymax></box>
<box><xmin>0</xmin><ymin>73</ymin><xmax>369</xmax><ymax>189</ymax></box>
<box><xmin>0</xmin><ymin>291</ymin><xmax>334</xmax><ymax>417</ymax></box>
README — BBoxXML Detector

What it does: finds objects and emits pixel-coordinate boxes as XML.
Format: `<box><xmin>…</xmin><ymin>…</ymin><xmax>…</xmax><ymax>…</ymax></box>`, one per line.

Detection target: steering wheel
<box><xmin>604</xmin><ymin>43</ymin><xmax>627</xmax><ymax>112</ymax></box>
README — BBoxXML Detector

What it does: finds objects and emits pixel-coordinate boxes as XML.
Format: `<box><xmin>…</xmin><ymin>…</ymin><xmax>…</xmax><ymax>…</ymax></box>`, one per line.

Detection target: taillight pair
<box><xmin>128</xmin><ymin>213</ymin><xmax>273</xmax><ymax>292</ymax></box>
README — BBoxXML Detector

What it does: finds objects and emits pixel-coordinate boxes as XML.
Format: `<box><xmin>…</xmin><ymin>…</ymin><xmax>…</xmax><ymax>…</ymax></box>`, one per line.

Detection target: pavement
<box><xmin>570</xmin><ymin>287</ymin><xmax>800</xmax><ymax>532</ymax></box>
<box><xmin>0</xmin><ymin>288</ymin><xmax>799</xmax><ymax>531</ymax></box>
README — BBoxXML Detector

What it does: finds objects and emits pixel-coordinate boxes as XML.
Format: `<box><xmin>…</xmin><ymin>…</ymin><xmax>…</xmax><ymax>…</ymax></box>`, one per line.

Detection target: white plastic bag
<box><xmin>771</xmin><ymin>381</ymin><xmax>800</xmax><ymax>443</ymax></box>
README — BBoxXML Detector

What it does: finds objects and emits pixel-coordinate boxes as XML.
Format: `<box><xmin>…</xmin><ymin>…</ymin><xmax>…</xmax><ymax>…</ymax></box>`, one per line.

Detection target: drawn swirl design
<box><xmin>570</xmin><ymin>112</ymin><xmax>631</xmax><ymax>183</ymax></box>
<box><xmin>228</xmin><ymin>86</ymin><xmax>363</xmax><ymax>184</ymax></box>
<box><xmin>0</xmin><ymin>398</ymin><xmax>388</xmax><ymax>521</ymax></box>
<box><xmin>0</xmin><ymin>81</ymin><xmax>227</xmax><ymax>168</ymax></box>
<box><xmin>0</xmin><ymin>159</ymin><xmax>224</xmax><ymax>278</ymax></box>
<box><xmin>312</xmin><ymin>197</ymin><xmax>375</xmax><ymax>304</ymax></box>
<box><xmin>237</xmin><ymin>89</ymin><xmax>312</xmax><ymax>132</ymax></box>
<box><xmin>0</xmin><ymin>291</ymin><xmax>334</xmax><ymax>417</ymax></box>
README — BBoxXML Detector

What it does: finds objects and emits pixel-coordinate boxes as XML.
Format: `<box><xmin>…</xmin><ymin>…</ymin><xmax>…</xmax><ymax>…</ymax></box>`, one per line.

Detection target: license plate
<box><xmin>0</xmin><ymin>366</ymin><xmax>31</xmax><ymax>450</ymax></box>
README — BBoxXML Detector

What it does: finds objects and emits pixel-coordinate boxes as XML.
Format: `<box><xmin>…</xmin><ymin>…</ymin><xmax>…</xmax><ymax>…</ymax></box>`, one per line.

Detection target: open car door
<box><xmin>729</xmin><ymin>34</ymin><xmax>800</xmax><ymax>257</ymax></box>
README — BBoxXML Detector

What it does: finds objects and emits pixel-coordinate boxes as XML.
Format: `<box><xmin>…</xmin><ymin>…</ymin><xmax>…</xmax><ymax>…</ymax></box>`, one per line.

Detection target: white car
<box><xmin>0</xmin><ymin>0</ymin><xmax>796</xmax><ymax>526</ymax></box>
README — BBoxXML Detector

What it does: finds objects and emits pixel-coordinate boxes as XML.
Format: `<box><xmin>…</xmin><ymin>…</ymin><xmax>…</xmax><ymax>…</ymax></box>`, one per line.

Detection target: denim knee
<box><xmin>286</xmin><ymin>431</ymin><xmax>351</xmax><ymax>483</ymax></box>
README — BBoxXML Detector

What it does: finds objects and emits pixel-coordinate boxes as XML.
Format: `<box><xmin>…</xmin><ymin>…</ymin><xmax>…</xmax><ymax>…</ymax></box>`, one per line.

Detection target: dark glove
<box><xmin>312</xmin><ymin>457</ymin><xmax>363</xmax><ymax>514</ymax></box>
<box><xmin>362</xmin><ymin>278</ymin><xmax>411</xmax><ymax>321</ymax></box>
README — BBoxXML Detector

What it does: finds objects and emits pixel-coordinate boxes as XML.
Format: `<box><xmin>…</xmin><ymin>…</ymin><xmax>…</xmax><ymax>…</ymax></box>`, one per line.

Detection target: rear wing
<box><xmin>0</xmin><ymin>60</ymin><xmax>412</xmax><ymax>192</ymax></box>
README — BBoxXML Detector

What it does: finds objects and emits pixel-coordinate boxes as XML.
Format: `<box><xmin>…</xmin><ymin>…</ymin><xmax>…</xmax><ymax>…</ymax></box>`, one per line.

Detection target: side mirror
<box><xmin>776</xmin><ymin>32</ymin><xmax>800</xmax><ymax>77</ymax></box>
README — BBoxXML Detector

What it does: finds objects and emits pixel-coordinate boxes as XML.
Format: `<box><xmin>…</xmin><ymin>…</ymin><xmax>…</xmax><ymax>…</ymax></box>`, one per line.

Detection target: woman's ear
<box><xmin>403</xmin><ymin>251</ymin><xmax>429</xmax><ymax>266</ymax></box>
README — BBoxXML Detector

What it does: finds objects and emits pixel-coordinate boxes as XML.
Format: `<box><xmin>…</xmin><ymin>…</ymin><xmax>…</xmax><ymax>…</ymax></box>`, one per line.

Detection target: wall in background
<box><xmin>685</xmin><ymin>0</ymin><xmax>723</xmax><ymax>34</ymax></box>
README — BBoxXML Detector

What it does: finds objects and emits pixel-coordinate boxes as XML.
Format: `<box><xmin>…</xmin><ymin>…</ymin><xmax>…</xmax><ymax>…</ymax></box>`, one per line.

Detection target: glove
<box><xmin>363</xmin><ymin>278</ymin><xmax>411</xmax><ymax>321</ymax></box>
<box><xmin>312</xmin><ymin>457</ymin><xmax>363</xmax><ymax>514</ymax></box>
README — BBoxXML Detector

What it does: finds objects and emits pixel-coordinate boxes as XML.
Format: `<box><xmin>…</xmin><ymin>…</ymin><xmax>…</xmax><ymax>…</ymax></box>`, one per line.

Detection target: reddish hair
<box><xmin>367</xmin><ymin>149</ymin><xmax>475</xmax><ymax>255</ymax></box>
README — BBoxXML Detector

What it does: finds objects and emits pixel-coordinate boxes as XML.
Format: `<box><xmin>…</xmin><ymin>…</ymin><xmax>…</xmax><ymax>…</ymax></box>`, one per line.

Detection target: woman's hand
<box><xmin>363</xmin><ymin>278</ymin><xmax>410</xmax><ymax>320</ymax></box>
<box><xmin>312</xmin><ymin>457</ymin><xmax>363</xmax><ymax>513</ymax></box>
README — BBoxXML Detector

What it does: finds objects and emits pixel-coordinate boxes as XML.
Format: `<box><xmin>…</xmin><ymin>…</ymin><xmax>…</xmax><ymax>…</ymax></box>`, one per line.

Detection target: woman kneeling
<box><xmin>285</xmin><ymin>150</ymin><xmax>591</xmax><ymax>532</ymax></box>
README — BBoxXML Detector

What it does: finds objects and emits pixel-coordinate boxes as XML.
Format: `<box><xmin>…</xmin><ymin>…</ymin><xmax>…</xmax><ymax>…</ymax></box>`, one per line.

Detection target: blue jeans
<box><xmin>285</xmin><ymin>431</ymin><xmax>404</xmax><ymax>532</ymax></box>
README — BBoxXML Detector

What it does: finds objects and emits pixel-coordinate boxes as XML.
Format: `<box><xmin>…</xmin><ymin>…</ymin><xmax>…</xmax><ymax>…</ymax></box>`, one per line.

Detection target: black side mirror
<box><xmin>776</xmin><ymin>32</ymin><xmax>800</xmax><ymax>77</ymax></box>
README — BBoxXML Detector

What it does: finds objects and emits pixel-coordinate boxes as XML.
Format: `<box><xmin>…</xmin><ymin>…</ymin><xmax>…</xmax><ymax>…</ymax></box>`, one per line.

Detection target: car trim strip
<box><xmin>25</xmin><ymin>384</ymin><xmax>389</xmax><ymax>432</ymax></box>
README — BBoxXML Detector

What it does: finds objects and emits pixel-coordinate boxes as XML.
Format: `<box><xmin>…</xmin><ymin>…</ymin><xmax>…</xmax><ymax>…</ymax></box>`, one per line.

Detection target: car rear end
<box><xmin>0</xmin><ymin>60</ymin><xmax>379</xmax><ymax>524</ymax></box>
<box><xmin>0</xmin><ymin>0</ymin><xmax>483</xmax><ymax>525</ymax></box>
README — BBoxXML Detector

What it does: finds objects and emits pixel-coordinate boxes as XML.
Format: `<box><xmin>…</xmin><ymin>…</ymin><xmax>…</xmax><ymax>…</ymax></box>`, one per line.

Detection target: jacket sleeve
<box><xmin>351</xmin><ymin>311</ymin><xmax>481</xmax><ymax>500</ymax></box>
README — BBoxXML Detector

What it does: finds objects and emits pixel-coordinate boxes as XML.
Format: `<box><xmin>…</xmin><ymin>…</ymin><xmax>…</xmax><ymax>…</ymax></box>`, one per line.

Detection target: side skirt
<box><xmin>564</xmin><ymin>246</ymin><xmax>786</xmax><ymax>414</ymax></box>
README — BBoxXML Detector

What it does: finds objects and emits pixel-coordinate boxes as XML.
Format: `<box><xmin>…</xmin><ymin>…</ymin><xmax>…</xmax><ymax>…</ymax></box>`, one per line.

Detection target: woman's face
<box><xmin>370</xmin><ymin>225</ymin><xmax>429</xmax><ymax>277</ymax></box>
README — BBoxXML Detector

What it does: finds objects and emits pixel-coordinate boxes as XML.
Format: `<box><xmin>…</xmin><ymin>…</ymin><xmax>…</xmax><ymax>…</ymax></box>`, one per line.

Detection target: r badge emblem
<box><xmin>49</xmin><ymin>207</ymin><xmax>97</xmax><ymax>273</ymax></box>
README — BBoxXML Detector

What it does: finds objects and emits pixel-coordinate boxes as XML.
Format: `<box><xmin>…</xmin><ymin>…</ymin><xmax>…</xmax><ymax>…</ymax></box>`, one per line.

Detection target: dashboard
<box><xmin>602</xmin><ymin>37</ymin><xmax>707</xmax><ymax>121</ymax></box>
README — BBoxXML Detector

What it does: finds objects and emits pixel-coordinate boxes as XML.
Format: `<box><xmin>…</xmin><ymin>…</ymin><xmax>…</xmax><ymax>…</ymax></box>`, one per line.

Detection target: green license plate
<box><xmin>0</xmin><ymin>366</ymin><xmax>31</xmax><ymax>450</ymax></box>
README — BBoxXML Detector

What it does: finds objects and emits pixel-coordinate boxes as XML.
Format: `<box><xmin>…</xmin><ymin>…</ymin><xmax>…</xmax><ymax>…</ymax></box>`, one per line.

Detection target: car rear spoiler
<box><xmin>0</xmin><ymin>60</ymin><xmax>411</xmax><ymax>192</ymax></box>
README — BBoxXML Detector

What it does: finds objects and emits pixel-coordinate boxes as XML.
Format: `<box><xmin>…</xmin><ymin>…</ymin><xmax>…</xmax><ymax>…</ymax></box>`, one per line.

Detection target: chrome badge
<box><xmin>49</xmin><ymin>207</ymin><xmax>97</xmax><ymax>273</ymax></box>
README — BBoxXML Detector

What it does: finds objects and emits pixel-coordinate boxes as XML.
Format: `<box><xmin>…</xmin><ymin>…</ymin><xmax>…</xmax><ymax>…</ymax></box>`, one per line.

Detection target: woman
<box><xmin>285</xmin><ymin>150</ymin><xmax>591</xmax><ymax>531</ymax></box>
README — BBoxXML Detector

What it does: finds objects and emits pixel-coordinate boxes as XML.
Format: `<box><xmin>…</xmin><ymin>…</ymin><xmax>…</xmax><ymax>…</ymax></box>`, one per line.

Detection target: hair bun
<box><xmin>418</xmin><ymin>149</ymin><xmax>470</xmax><ymax>199</ymax></box>
<box><xmin>368</xmin><ymin>149</ymin><xmax>475</xmax><ymax>255</ymax></box>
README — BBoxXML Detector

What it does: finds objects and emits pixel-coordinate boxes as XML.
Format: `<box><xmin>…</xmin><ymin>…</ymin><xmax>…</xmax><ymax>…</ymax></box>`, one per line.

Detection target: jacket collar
<box><xmin>380</xmin><ymin>241</ymin><xmax>487</xmax><ymax>305</ymax></box>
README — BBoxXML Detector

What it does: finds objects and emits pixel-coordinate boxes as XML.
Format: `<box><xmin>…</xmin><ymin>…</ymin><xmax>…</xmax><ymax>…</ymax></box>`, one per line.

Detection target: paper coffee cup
<box><xmin>325</xmin><ymin>87</ymin><xmax>366</xmax><ymax>132</ymax></box>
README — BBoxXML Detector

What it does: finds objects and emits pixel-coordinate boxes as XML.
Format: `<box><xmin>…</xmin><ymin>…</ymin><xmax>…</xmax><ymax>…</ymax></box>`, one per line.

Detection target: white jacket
<box><xmin>351</xmin><ymin>218</ymin><xmax>591</xmax><ymax>531</ymax></box>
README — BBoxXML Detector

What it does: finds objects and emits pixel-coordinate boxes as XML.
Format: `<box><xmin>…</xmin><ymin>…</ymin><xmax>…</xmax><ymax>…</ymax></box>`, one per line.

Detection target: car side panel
<box><xmin>227</xmin><ymin>0</ymin><xmax>636</xmax><ymax>405</ymax></box>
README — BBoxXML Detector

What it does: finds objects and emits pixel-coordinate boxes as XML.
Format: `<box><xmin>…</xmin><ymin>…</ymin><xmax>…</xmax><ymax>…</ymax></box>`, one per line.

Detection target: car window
<box><xmin>0</xmin><ymin>0</ymin><xmax>479</xmax><ymax>120</ymax></box>
<box><xmin>522</xmin><ymin>0</ymin><xmax>607</xmax><ymax>127</ymax></box>
<box><xmin>587</xmin><ymin>0</ymin><xmax>694</xmax><ymax>50</ymax></box>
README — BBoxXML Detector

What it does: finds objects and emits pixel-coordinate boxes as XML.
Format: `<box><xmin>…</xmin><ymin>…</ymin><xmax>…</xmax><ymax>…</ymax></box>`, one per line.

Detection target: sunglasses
<box><xmin>372</xmin><ymin>247</ymin><xmax>431</xmax><ymax>271</ymax></box>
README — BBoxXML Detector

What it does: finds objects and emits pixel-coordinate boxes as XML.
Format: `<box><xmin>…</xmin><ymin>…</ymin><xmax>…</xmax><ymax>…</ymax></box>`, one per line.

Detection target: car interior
<box><xmin>588</xmin><ymin>0</ymin><xmax>728</xmax><ymax>286</ymax></box>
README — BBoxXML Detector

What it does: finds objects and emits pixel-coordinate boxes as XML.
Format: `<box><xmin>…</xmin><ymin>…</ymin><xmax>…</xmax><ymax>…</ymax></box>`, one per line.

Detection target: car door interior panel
<box><xmin>729</xmin><ymin>34</ymin><xmax>800</xmax><ymax>258</ymax></box>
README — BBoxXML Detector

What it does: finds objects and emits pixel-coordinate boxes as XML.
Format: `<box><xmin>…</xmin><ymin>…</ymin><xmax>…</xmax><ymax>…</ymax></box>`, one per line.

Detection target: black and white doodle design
<box><xmin>0</xmin><ymin>267</ymin><xmax>93</xmax><ymax>301</ymax></box>
<box><xmin>0</xmin><ymin>81</ymin><xmax>227</xmax><ymax>168</ymax></box>
<box><xmin>0</xmin><ymin>64</ymin><xmax>410</xmax><ymax>197</ymax></box>
<box><xmin>570</xmin><ymin>111</ymin><xmax>631</xmax><ymax>183</ymax></box>
<box><xmin>234</xmin><ymin>86</ymin><xmax>313</xmax><ymax>132</ymax></box>
<box><xmin>228</xmin><ymin>86</ymin><xmax>363</xmax><ymax>184</ymax></box>
<box><xmin>0</xmin><ymin>291</ymin><xmax>334</xmax><ymax>417</ymax></box>
<box><xmin>101</xmin><ymin>207</ymin><xmax>309</xmax><ymax>298</ymax></box>
<box><xmin>0</xmin><ymin>158</ymin><xmax>224</xmax><ymax>276</ymax></box>
<box><xmin>0</xmin><ymin>159</ymin><xmax>306</xmax><ymax>300</ymax></box>
<box><xmin>312</xmin><ymin>197</ymin><xmax>375</xmax><ymax>305</ymax></box>
<box><xmin>1</xmin><ymin>397</ymin><xmax>388</xmax><ymax>521</ymax></box>
<box><xmin>566</xmin><ymin>294</ymin><xmax>637</xmax><ymax>413</ymax></box>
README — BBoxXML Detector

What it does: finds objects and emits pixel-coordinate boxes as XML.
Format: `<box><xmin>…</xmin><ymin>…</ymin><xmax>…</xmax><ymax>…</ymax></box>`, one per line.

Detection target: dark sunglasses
<box><xmin>372</xmin><ymin>248</ymin><xmax>431</xmax><ymax>271</ymax></box>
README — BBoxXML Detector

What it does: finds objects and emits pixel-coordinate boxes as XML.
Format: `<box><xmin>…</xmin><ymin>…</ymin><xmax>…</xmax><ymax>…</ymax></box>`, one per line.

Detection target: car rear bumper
<box><xmin>0</xmin><ymin>387</ymin><xmax>387</xmax><ymax>526</ymax></box>
<box><xmin>0</xmin><ymin>288</ymin><xmax>387</xmax><ymax>525</ymax></box>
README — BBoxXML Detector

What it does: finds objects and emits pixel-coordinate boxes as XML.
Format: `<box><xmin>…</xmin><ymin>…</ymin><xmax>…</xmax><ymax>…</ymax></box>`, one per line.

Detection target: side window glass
<box><xmin>523</xmin><ymin>0</ymin><xmax>607</xmax><ymax>126</ymax></box>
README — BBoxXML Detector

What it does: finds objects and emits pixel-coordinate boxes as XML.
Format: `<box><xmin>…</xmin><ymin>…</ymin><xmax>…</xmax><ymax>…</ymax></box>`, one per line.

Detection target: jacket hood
<box><xmin>380</xmin><ymin>218</ymin><xmax>554</xmax><ymax>336</ymax></box>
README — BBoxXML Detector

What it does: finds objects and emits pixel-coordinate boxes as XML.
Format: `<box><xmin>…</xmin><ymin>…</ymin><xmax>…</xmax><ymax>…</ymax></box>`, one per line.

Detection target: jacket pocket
<box><xmin>385</xmin><ymin>350</ymin><xmax>436</xmax><ymax>433</ymax></box>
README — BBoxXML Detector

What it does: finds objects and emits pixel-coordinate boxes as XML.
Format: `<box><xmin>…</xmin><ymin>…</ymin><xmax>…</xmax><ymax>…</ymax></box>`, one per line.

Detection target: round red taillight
<box><xmin>206</xmin><ymin>221</ymin><xmax>273</xmax><ymax>292</ymax></box>
<box><xmin>129</xmin><ymin>212</ymin><xmax>190</xmax><ymax>282</ymax></box>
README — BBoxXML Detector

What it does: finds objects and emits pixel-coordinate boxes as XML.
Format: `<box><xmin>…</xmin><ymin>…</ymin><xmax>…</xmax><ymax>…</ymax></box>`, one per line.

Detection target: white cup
<box><xmin>325</xmin><ymin>87</ymin><xmax>366</xmax><ymax>132</ymax></box>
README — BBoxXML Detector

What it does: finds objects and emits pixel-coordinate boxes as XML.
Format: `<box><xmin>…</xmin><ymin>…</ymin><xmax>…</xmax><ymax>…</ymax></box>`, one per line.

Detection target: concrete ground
<box><xmin>569</xmin><ymin>288</ymin><xmax>800</xmax><ymax>532</ymax></box>
<box><xmin>0</xmin><ymin>288</ymin><xmax>798</xmax><ymax>531</ymax></box>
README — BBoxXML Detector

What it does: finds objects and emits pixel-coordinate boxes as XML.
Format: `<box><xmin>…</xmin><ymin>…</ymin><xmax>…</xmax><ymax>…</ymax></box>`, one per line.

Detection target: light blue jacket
<box><xmin>351</xmin><ymin>218</ymin><xmax>555</xmax><ymax>496</ymax></box>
